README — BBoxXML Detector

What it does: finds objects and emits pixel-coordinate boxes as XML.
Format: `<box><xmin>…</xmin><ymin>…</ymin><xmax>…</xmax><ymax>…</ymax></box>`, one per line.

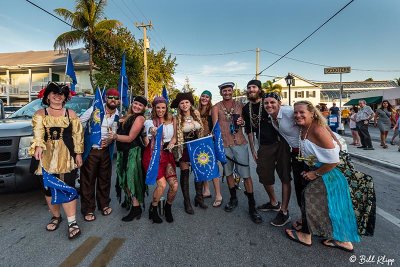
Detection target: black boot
<box><xmin>180</xmin><ymin>169</ymin><xmax>194</xmax><ymax>214</ymax></box>
<box><xmin>122</xmin><ymin>206</ymin><xmax>142</xmax><ymax>222</ymax></box>
<box><xmin>149</xmin><ymin>204</ymin><xmax>163</xmax><ymax>224</ymax></box>
<box><xmin>194</xmin><ymin>181</ymin><xmax>208</xmax><ymax>209</ymax></box>
<box><xmin>245</xmin><ymin>191</ymin><xmax>263</xmax><ymax>224</ymax></box>
<box><xmin>224</xmin><ymin>187</ymin><xmax>238</xmax><ymax>212</ymax></box>
<box><xmin>164</xmin><ymin>202</ymin><xmax>174</xmax><ymax>223</ymax></box>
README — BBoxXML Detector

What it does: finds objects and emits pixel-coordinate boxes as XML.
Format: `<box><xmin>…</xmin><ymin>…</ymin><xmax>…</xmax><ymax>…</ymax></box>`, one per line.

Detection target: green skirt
<box><xmin>116</xmin><ymin>146</ymin><xmax>146</xmax><ymax>206</ymax></box>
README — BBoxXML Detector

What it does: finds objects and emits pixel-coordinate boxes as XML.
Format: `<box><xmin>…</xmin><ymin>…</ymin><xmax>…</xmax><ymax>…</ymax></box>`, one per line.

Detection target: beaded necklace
<box><xmin>221</xmin><ymin>101</ymin><xmax>236</xmax><ymax>121</ymax></box>
<box><xmin>297</xmin><ymin>122</ymin><xmax>316</xmax><ymax>166</ymax></box>
<box><xmin>249</xmin><ymin>100</ymin><xmax>262</xmax><ymax>146</ymax></box>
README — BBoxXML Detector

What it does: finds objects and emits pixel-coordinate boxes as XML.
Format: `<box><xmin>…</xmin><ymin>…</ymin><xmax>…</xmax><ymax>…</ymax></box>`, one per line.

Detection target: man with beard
<box><xmin>211</xmin><ymin>82</ymin><xmax>262</xmax><ymax>224</ymax></box>
<box><xmin>242</xmin><ymin>80</ymin><xmax>292</xmax><ymax>226</ymax></box>
<box><xmin>79</xmin><ymin>88</ymin><xmax>120</xmax><ymax>222</ymax></box>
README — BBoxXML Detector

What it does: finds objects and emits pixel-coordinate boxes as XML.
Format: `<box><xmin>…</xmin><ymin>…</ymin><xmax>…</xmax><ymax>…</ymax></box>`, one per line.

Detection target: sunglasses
<box><xmin>107</xmin><ymin>96</ymin><xmax>120</xmax><ymax>100</ymax></box>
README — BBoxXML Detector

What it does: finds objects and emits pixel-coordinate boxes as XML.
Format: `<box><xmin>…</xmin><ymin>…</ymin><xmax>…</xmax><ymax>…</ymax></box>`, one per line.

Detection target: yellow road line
<box><xmin>89</xmin><ymin>238</ymin><xmax>126</xmax><ymax>267</ymax></box>
<box><xmin>59</xmin><ymin>236</ymin><xmax>102</xmax><ymax>267</ymax></box>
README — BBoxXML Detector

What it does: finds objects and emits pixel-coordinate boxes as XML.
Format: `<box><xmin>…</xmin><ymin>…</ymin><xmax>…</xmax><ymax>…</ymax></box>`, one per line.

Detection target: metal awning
<box><xmin>344</xmin><ymin>96</ymin><xmax>382</xmax><ymax>106</ymax></box>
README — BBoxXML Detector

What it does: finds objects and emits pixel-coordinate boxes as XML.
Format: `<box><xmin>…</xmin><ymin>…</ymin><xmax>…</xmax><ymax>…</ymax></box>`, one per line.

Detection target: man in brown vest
<box><xmin>211</xmin><ymin>82</ymin><xmax>262</xmax><ymax>224</ymax></box>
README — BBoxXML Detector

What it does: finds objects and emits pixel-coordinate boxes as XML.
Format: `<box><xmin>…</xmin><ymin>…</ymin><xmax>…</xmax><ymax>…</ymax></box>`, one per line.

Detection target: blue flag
<box><xmin>187</xmin><ymin>136</ymin><xmax>220</xmax><ymax>182</ymax></box>
<box><xmin>118</xmin><ymin>53</ymin><xmax>129</xmax><ymax>108</ymax></box>
<box><xmin>213</xmin><ymin>121</ymin><xmax>227</xmax><ymax>164</ymax></box>
<box><xmin>42</xmin><ymin>168</ymin><xmax>78</xmax><ymax>204</ymax></box>
<box><xmin>162</xmin><ymin>85</ymin><xmax>169</xmax><ymax>104</ymax></box>
<box><xmin>65</xmin><ymin>50</ymin><xmax>77</xmax><ymax>92</ymax></box>
<box><xmin>89</xmin><ymin>88</ymin><xmax>104</xmax><ymax>146</ymax></box>
<box><xmin>145</xmin><ymin>125</ymin><xmax>164</xmax><ymax>185</ymax></box>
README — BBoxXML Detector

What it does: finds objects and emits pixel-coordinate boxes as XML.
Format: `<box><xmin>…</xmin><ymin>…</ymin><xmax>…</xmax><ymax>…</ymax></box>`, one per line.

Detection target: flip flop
<box><xmin>203</xmin><ymin>194</ymin><xmax>212</xmax><ymax>199</ymax></box>
<box><xmin>285</xmin><ymin>229</ymin><xmax>312</xmax><ymax>247</ymax></box>
<box><xmin>321</xmin><ymin>239</ymin><xmax>354</xmax><ymax>253</ymax></box>
<box><xmin>212</xmin><ymin>198</ymin><xmax>223</xmax><ymax>207</ymax></box>
<box><xmin>84</xmin><ymin>212</ymin><xmax>96</xmax><ymax>222</ymax></box>
<box><xmin>102</xmin><ymin>207</ymin><xmax>112</xmax><ymax>216</ymax></box>
<box><xmin>291</xmin><ymin>220</ymin><xmax>303</xmax><ymax>231</ymax></box>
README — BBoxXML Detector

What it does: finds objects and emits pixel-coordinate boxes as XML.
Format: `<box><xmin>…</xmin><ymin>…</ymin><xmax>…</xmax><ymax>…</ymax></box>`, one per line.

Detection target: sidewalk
<box><xmin>341</xmin><ymin>135</ymin><xmax>400</xmax><ymax>171</ymax></box>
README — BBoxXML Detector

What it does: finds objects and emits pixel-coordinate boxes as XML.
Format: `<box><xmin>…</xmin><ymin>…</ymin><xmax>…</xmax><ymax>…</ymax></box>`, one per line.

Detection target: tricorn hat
<box><xmin>171</xmin><ymin>92</ymin><xmax>195</xmax><ymax>109</ymax></box>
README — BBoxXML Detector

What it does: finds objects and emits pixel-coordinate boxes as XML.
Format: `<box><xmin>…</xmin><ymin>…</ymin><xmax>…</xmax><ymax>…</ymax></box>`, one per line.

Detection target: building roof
<box><xmin>0</xmin><ymin>48</ymin><xmax>89</xmax><ymax>70</ymax></box>
<box><xmin>317</xmin><ymin>80</ymin><xmax>398</xmax><ymax>90</ymax></box>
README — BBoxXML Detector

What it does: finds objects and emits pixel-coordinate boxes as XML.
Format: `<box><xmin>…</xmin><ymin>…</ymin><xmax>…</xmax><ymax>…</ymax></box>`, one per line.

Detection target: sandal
<box><xmin>102</xmin><ymin>207</ymin><xmax>112</xmax><ymax>216</ymax></box>
<box><xmin>84</xmin><ymin>212</ymin><xmax>96</xmax><ymax>222</ymax></box>
<box><xmin>203</xmin><ymin>194</ymin><xmax>212</xmax><ymax>199</ymax></box>
<box><xmin>291</xmin><ymin>220</ymin><xmax>302</xmax><ymax>231</ymax></box>
<box><xmin>383</xmin><ymin>144</ymin><xmax>388</xmax><ymax>149</ymax></box>
<box><xmin>46</xmin><ymin>215</ymin><xmax>62</xmax><ymax>231</ymax></box>
<box><xmin>212</xmin><ymin>198</ymin><xmax>223</xmax><ymax>207</ymax></box>
<box><xmin>68</xmin><ymin>222</ymin><xmax>81</xmax><ymax>240</ymax></box>
<box><xmin>321</xmin><ymin>239</ymin><xmax>354</xmax><ymax>252</ymax></box>
<box><xmin>285</xmin><ymin>229</ymin><xmax>312</xmax><ymax>247</ymax></box>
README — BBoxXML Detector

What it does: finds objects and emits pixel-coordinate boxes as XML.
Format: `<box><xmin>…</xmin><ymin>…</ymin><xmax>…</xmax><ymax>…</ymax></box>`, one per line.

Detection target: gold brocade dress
<box><xmin>29</xmin><ymin>111</ymin><xmax>84</xmax><ymax>175</ymax></box>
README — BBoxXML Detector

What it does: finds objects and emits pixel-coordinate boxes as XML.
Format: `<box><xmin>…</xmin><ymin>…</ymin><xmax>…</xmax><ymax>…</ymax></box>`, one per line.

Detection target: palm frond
<box><xmin>54</xmin><ymin>30</ymin><xmax>85</xmax><ymax>50</ymax></box>
<box><xmin>95</xmin><ymin>19</ymin><xmax>121</xmax><ymax>30</ymax></box>
<box><xmin>54</xmin><ymin>8</ymin><xmax>75</xmax><ymax>22</ymax></box>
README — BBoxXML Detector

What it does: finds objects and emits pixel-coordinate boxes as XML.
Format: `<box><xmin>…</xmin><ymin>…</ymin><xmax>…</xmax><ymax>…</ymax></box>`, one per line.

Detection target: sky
<box><xmin>1</xmin><ymin>0</ymin><xmax>400</xmax><ymax>102</ymax></box>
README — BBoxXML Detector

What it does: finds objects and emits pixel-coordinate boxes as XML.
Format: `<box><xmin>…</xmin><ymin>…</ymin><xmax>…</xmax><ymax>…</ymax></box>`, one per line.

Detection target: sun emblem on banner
<box><xmin>196</xmin><ymin>151</ymin><xmax>210</xmax><ymax>166</ymax></box>
<box><xmin>93</xmin><ymin>108</ymin><xmax>101</xmax><ymax>124</ymax></box>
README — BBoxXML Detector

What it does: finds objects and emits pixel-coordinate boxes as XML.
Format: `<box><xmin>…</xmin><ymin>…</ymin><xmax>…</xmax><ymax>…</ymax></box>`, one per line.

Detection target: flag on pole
<box><xmin>187</xmin><ymin>136</ymin><xmax>220</xmax><ymax>182</ymax></box>
<box><xmin>65</xmin><ymin>50</ymin><xmax>77</xmax><ymax>92</ymax></box>
<box><xmin>213</xmin><ymin>121</ymin><xmax>227</xmax><ymax>164</ymax></box>
<box><xmin>118</xmin><ymin>53</ymin><xmax>129</xmax><ymax>108</ymax></box>
<box><xmin>162</xmin><ymin>85</ymin><xmax>169</xmax><ymax>104</ymax></box>
<box><xmin>89</xmin><ymin>87</ymin><xmax>104</xmax><ymax>146</ymax></box>
<box><xmin>42</xmin><ymin>168</ymin><xmax>78</xmax><ymax>204</ymax></box>
<box><xmin>145</xmin><ymin>125</ymin><xmax>164</xmax><ymax>185</ymax></box>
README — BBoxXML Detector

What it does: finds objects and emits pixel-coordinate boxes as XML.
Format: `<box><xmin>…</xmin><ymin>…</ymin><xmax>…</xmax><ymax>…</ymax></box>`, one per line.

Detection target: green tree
<box><xmin>365</xmin><ymin>78</ymin><xmax>374</xmax><ymax>81</ymax></box>
<box><xmin>394</xmin><ymin>78</ymin><xmax>400</xmax><ymax>86</ymax></box>
<box><xmin>262</xmin><ymin>80</ymin><xmax>282</xmax><ymax>94</ymax></box>
<box><xmin>53</xmin><ymin>0</ymin><xmax>121</xmax><ymax>90</ymax></box>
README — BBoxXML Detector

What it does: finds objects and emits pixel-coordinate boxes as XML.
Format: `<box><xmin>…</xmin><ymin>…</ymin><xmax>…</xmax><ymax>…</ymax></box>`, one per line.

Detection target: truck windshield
<box><xmin>8</xmin><ymin>97</ymin><xmax>93</xmax><ymax>119</ymax></box>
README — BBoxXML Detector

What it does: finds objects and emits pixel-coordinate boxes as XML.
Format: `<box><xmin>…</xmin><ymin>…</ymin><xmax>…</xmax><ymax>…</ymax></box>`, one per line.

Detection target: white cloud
<box><xmin>201</xmin><ymin>61</ymin><xmax>249</xmax><ymax>75</ymax></box>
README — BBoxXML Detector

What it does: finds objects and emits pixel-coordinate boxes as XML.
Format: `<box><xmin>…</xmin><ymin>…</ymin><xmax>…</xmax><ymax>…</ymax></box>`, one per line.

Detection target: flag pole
<box><xmin>120</xmin><ymin>75</ymin><xmax>123</xmax><ymax>114</ymax></box>
<box><xmin>64</xmin><ymin>49</ymin><xmax>69</xmax><ymax>84</ymax></box>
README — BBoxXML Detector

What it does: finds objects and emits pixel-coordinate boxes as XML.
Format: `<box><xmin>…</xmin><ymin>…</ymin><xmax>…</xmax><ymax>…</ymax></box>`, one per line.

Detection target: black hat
<box><xmin>42</xmin><ymin>82</ymin><xmax>70</xmax><ymax>105</ymax></box>
<box><xmin>171</xmin><ymin>92</ymin><xmax>195</xmax><ymax>109</ymax></box>
<box><xmin>218</xmin><ymin>82</ymin><xmax>235</xmax><ymax>91</ymax></box>
<box><xmin>133</xmin><ymin>96</ymin><xmax>148</xmax><ymax>107</ymax></box>
<box><xmin>264</xmin><ymin>92</ymin><xmax>281</xmax><ymax>101</ymax></box>
<box><xmin>247</xmin><ymin>79</ymin><xmax>262</xmax><ymax>89</ymax></box>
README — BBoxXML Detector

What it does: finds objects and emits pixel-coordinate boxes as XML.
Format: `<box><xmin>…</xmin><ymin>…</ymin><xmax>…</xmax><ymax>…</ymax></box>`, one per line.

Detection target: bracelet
<box><xmin>314</xmin><ymin>171</ymin><xmax>322</xmax><ymax>177</ymax></box>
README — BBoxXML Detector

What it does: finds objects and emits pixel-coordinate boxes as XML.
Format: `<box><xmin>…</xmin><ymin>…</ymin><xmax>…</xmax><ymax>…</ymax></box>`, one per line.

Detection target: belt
<box><xmin>291</xmin><ymin>147</ymin><xmax>299</xmax><ymax>154</ymax></box>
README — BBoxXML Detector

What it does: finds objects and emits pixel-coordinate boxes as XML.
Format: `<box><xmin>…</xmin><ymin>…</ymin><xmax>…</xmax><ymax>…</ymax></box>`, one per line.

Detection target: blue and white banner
<box><xmin>187</xmin><ymin>136</ymin><xmax>220</xmax><ymax>182</ymax></box>
<box><xmin>89</xmin><ymin>88</ymin><xmax>104</xmax><ymax>146</ymax></box>
<box><xmin>118</xmin><ymin>53</ymin><xmax>129</xmax><ymax>108</ymax></box>
<box><xmin>42</xmin><ymin>168</ymin><xmax>78</xmax><ymax>204</ymax></box>
<box><xmin>213</xmin><ymin>121</ymin><xmax>227</xmax><ymax>164</ymax></box>
<box><xmin>162</xmin><ymin>85</ymin><xmax>169</xmax><ymax>104</ymax></box>
<box><xmin>145</xmin><ymin>125</ymin><xmax>164</xmax><ymax>185</ymax></box>
<box><xmin>65</xmin><ymin>50</ymin><xmax>77</xmax><ymax>92</ymax></box>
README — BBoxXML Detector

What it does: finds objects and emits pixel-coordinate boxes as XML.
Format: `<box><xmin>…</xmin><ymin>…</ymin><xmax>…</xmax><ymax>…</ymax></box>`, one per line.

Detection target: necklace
<box><xmin>49</xmin><ymin>106</ymin><xmax>63</xmax><ymax>110</ymax></box>
<box><xmin>297</xmin><ymin>122</ymin><xmax>315</xmax><ymax>166</ymax></box>
<box><xmin>249</xmin><ymin>101</ymin><xmax>262</xmax><ymax>129</ymax></box>
<box><xmin>221</xmin><ymin>101</ymin><xmax>235</xmax><ymax>121</ymax></box>
<box><xmin>184</xmin><ymin>115</ymin><xmax>193</xmax><ymax>123</ymax></box>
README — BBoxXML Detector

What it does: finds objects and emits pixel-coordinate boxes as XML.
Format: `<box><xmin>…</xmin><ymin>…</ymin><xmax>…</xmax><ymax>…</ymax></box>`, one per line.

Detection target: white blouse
<box><xmin>300</xmin><ymin>139</ymin><xmax>340</xmax><ymax>164</ymax></box>
<box><xmin>144</xmin><ymin>120</ymin><xmax>174</xmax><ymax>142</ymax></box>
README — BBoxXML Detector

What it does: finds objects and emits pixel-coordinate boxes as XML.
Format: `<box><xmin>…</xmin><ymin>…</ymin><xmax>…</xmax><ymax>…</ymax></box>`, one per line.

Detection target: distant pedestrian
<box><xmin>329</xmin><ymin>102</ymin><xmax>340</xmax><ymax>116</ymax></box>
<box><xmin>356</xmin><ymin>100</ymin><xmax>374</xmax><ymax>150</ymax></box>
<box><xmin>349</xmin><ymin>107</ymin><xmax>360</xmax><ymax>146</ymax></box>
<box><xmin>390</xmin><ymin>108</ymin><xmax>400</xmax><ymax>145</ymax></box>
<box><xmin>374</xmin><ymin>100</ymin><xmax>395</xmax><ymax>148</ymax></box>
<box><xmin>393</xmin><ymin>115</ymin><xmax>400</xmax><ymax>152</ymax></box>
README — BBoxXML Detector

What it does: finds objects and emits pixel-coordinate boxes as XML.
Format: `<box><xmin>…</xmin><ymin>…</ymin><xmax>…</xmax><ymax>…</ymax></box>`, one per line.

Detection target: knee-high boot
<box><xmin>180</xmin><ymin>169</ymin><xmax>194</xmax><ymax>214</ymax></box>
<box><xmin>194</xmin><ymin>181</ymin><xmax>208</xmax><ymax>209</ymax></box>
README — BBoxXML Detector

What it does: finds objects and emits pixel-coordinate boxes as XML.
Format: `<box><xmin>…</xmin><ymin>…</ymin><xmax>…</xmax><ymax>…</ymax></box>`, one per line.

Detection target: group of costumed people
<box><xmin>30</xmin><ymin>80</ymin><xmax>375</xmax><ymax>253</ymax></box>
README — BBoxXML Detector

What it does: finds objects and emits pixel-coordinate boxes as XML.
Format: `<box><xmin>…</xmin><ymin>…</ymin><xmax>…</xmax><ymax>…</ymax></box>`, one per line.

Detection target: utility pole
<box><xmin>135</xmin><ymin>21</ymin><xmax>153</xmax><ymax>99</ymax></box>
<box><xmin>255</xmin><ymin>48</ymin><xmax>260</xmax><ymax>80</ymax></box>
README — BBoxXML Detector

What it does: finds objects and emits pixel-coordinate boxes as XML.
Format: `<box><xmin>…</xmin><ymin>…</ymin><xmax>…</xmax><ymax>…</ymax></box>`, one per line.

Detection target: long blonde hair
<box><xmin>294</xmin><ymin>100</ymin><xmax>327</xmax><ymax>126</ymax></box>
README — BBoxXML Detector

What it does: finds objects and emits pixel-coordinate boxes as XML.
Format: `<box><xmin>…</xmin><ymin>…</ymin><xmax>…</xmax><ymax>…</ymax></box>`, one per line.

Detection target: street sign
<box><xmin>324</xmin><ymin>66</ymin><xmax>351</xmax><ymax>74</ymax></box>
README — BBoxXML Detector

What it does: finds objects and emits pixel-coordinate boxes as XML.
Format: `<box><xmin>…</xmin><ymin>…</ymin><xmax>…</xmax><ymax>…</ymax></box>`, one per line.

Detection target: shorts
<box><xmin>143</xmin><ymin>145</ymin><xmax>177</xmax><ymax>180</ymax></box>
<box><xmin>256</xmin><ymin>141</ymin><xmax>292</xmax><ymax>186</ymax></box>
<box><xmin>40</xmin><ymin>169</ymin><xmax>78</xmax><ymax>197</ymax></box>
<box><xmin>350</xmin><ymin>128</ymin><xmax>357</xmax><ymax>131</ymax></box>
<box><xmin>223</xmin><ymin>144</ymin><xmax>250</xmax><ymax>178</ymax></box>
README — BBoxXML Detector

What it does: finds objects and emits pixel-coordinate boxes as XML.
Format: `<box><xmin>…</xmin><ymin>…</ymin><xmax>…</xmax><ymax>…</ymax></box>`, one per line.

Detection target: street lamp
<box><xmin>285</xmin><ymin>73</ymin><xmax>294</xmax><ymax>105</ymax></box>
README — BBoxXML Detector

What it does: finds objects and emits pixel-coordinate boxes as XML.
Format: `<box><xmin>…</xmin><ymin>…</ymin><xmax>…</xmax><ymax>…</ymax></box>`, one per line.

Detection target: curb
<box><xmin>348</xmin><ymin>152</ymin><xmax>400</xmax><ymax>172</ymax></box>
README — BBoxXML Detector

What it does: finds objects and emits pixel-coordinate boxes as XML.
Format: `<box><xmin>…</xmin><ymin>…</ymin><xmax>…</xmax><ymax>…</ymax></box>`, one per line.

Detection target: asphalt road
<box><xmin>0</xmin><ymin>158</ymin><xmax>399</xmax><ymax>267</ymax></box>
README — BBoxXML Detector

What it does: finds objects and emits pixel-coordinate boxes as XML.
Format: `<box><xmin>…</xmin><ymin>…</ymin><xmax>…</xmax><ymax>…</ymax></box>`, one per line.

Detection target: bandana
<box><xmin>133</xmin><ymin>96</ymin><xmax>148</xmax><ymax>107</ymax></box>
<box><xmin>152</xmin><ymin>96</ymin><xmax>167</xmax><ymax>106</ymax></box>
<box><xmin>264</xmin><ymin>92</ymin><xmax>281</xmax><ymax>101</ymax></box>
<box><xmin>106</xmin><ymin>88</ymin><xmax>119</xmax><ymax>96</ymax></box>
<box><xmin>201</xmin><ymin>90</ymin><xmax>212</xmax><ymax>98</ymax></box>
<box><xmin>247</xmin><ymin>80</ymin><xmax>262</xmax><ymax>89</ymax></box>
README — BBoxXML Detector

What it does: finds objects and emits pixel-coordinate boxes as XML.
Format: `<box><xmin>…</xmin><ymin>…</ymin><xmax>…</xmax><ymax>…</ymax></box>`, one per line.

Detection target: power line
<box><xmin>25</xmin><ymin>0</ymin><xmax>75</xmax><ymax>29</ymax></box>
<box><xmin>257</xmin><ymin>0</ymin><xmax>355</xmax><ymax>76</ymax></box>
<box><xmin>169</xmin><ymin>49</ymin><xmax>254</xmax><ymax>56</ymax></box>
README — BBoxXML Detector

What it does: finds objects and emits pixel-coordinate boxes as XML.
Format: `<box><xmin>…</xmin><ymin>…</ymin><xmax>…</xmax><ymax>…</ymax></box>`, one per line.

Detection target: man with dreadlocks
<box><xmin>242</xmin><ymin>81</ymin><xmax>292</xmax><ymax>227</ymax></box>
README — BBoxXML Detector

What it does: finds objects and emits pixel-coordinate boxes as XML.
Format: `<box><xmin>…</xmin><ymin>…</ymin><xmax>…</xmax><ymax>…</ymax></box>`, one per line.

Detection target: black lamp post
<box><xmin>285</xmin><ymin>73</ymin><xmax>294</xmax><ymax>105</ymax></box>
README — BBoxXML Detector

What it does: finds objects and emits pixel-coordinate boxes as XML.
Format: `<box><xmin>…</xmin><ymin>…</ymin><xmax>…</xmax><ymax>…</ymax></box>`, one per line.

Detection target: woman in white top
<box><xmin>285</xmin><ymin>100</ymin><xmax>359</xmax><ymax>252</ymax></box>
<box><xmin>349</xmin><ymin>107</ymin><xmax>361</xmax><ymax>146</ymax></box>
<box><xmin>143</xmin><ymin>97</ymin><xmax>178</xmax><ymax>223</ymax></box>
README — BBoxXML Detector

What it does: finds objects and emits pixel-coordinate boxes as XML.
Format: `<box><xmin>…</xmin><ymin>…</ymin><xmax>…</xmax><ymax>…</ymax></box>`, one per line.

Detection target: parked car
<box><xmin>4</xmin><ymin>106</ymin><xmax>23</xmax><ymax>118</ymax></box>
<box><xmin>0</xmin><ymin>96</ymin><xmax>93</xmax><ymax>192</ymax></box>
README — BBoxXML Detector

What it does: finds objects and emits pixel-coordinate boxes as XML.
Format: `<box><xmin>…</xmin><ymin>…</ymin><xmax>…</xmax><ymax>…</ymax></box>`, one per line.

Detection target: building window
<box><xmin>295</xmin><ymin>91</ymin><xmax>304</xmax><ymax>98</ymax></box>
<box><xmin>306</xmin><ymin>91</ymin><xmax>316</xmax><ymax>98</ymax></box>
<box><xmin>283</xmin><ymin>92</ymin><xmax>287</xmax><ymax>98</ymax></box>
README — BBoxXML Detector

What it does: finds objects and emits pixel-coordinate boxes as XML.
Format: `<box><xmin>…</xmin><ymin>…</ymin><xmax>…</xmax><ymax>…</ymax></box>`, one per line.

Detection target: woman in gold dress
<box><xmin>30</xmin><ymin>82</ymin><xmax>83</xmax><ymax>240</ymax></box>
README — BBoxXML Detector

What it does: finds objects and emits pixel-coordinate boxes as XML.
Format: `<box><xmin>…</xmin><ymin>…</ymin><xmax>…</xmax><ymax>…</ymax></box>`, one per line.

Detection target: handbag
<box><xmin>29</xmin><ymin>157</ymin><xmax>40</xmax><ymax>174</ymax></box>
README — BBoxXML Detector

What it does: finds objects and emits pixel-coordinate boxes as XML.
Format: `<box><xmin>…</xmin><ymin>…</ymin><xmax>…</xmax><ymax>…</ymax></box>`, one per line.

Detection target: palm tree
<box><xmin>54</xmin><ymin>0</ymin><xmax>121</xmax><ymax>89</ymax></box>
<box><xmin>262</xmin><ymin>80</ymin><xmax>282</xmax><ymax>95</ymax></box>
<box><xmin>395</xmin><ymin>77</ymin><xmax>400</xmax><ymax>86</ymax></box>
